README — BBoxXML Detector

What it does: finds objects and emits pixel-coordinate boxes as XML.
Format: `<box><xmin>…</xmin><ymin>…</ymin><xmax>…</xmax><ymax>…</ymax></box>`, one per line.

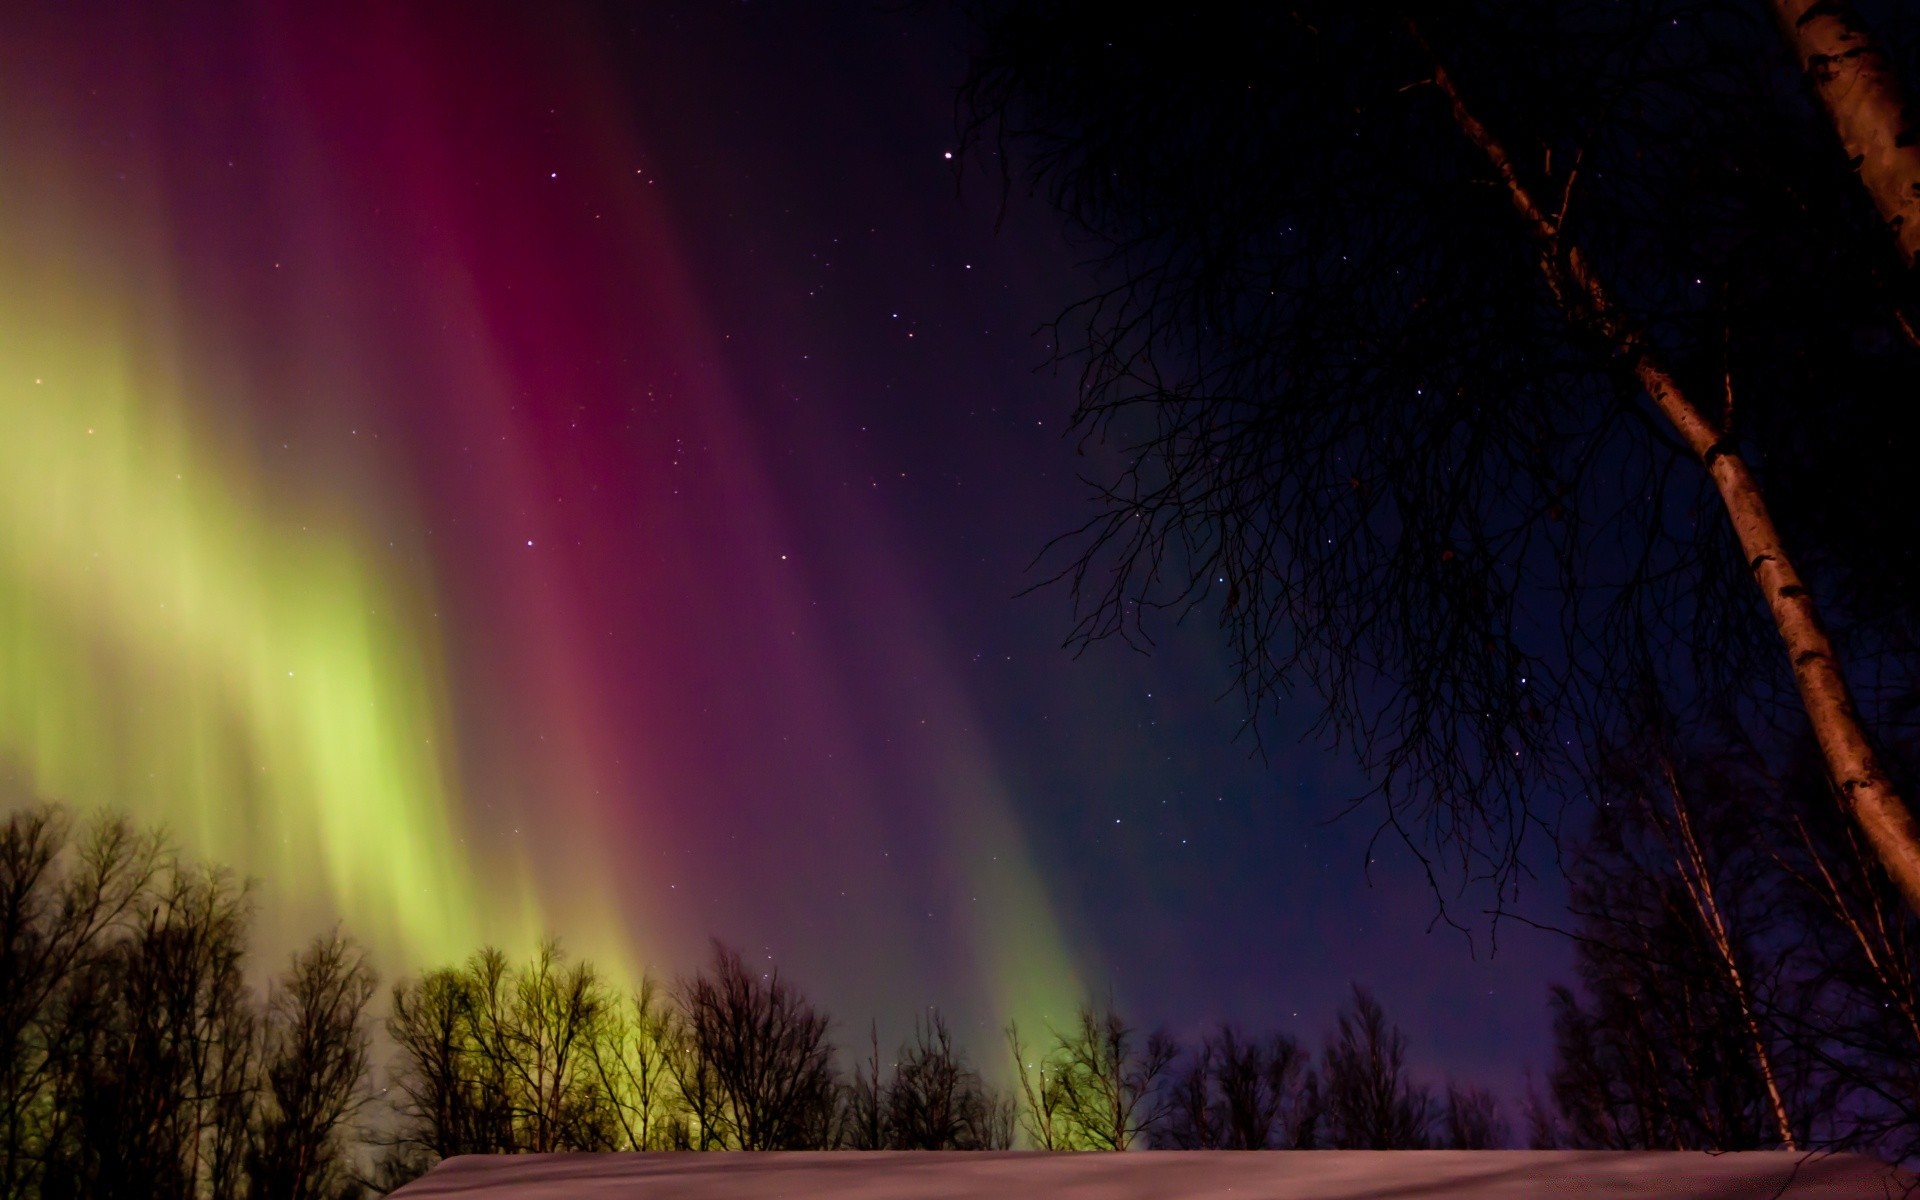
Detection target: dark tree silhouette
<box><xmin>959</xmin><ymin>0</ymin><xmax>1920</xmax><ymax>915</ymax></box>
<box><xmin>246</xmin><ymin>932</ymin><xmax>377</xmax><ymax>1200</ymax></box>
<box><xmin>386</xmin><ymin>942</ymin><xmax>618</xmax><ymax>1159</ymax></box>
<box><xmin>41</xmin><ymin>864</ymin><xmax>257</xmax><ymax>1200</ymax></box>
<box><xmin>1158</xmin><ymin>1025</ymin><xmax>1311</xmax><ymax>1149</ymax></box>
<box><xmin>673</xmin><ymin>941</ymin><xmax>839</xmax><ymax>1150</ymax></box>
<box><xmin>1</xmin><ymin>797</ymin><xmax>1536</xmax><ymax>1173</ymax></box>
<box><xmin>1015</xmin><ymin>1000</ymin><xmax>1176</xmax><ymax>1151</ymax></box>
<box><xmin>1542</xmin><ymin>728</ymin><xmax>1920</xmax><ymax>1162</ymax></box>
<box><xmin>1005</xmin><ymin>1020</ymin><xmax>1071</xmax><ymax>1150</ymax></box>
<box><xmin>882</xmin><ymin>1011</ymin><xmax>1014</xmax><ymax>1150</ymax></box>
<box><xmin>499</xmin><ymin>941</ymin><xmax>616</xmax><ymax>1152</ymax></box>
<box><xmin>1544</xmin><ymin>742</ymin><xmax>1804</xmax><ymax>1152</ymax></box>
<box><xmin>843</xmin><ymin>1020</ymin><xmax>886</xmax><ymax>1151</ymax></box>
<box><xmin>387</xmin><ymin>964</ymin><xmax>490</xmax><ymax>1160</ymax></box>
<box><xmin>0</xmin><ymin>804</ymin><xmax>163</xmax><ymax>1200</ymax></box>
<box><xmin>1768</xmin><ymin>747</ymin><xmax>1920</xmax><ymax>1162</ymax></box>
<box><xmin>1319</xmin><ymin>986</ymin><xmax>1431</xmax><ymax>1149</ymax></box>
<box><xmin>1440</xmin><ymin>1081</ymin><xmax>1508</xmax><ymax>1150</ymax></box>
<box><xmin>586</xmin><ymin>975</ymin><xmax>680</xmax><ymax>1151</ymax></box>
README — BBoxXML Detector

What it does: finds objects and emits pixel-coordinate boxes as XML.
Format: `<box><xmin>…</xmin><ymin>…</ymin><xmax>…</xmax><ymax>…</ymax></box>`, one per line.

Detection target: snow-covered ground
<box><xmin>391</xmin><ymin>1149</ymin><xmax>1910</xmax><ymax>1198</ymax></box>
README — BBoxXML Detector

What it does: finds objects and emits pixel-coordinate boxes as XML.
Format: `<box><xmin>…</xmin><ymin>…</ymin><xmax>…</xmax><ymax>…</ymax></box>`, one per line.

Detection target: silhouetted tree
<box><xmin>501</xmin><ymin>941</ymin><xmax>616</xmax><ymax>1151</ymax></box>
<box><xmin>1291</xmin><ymin>1069</ymin><xmax>1326</xmax><ymax>1150</ymax></box>
<box><xmin>386</xmin><ymin>941</ymin><xmax>617</xmax><ymax>1160</ymax></box>
<box><xmin>972</xmin><ymin>1080</ymin><xmax>1018</xmax><ymax>1151</ymax></box>
<box><xmin>1158</xmin><ymin>1025</ymin><xmax>1311</xmax><ymax>1149</ymax></box>
<box><xmin>41</xmin><ymin>864</ymin><xmax>257</xmax><ymax>1200</ymax></box>
<box><xmin>246</xmin><ymin>932</ymin><xmax>376</xmax><ymax>1200</ymax></box>
<box><xmin>1018</xmin><ymin>1000</ymin><xmax>1176</xmax><ymax>1150</ymax></box>
<box><xmin>882</xmin><ymin>1010</ymin><xmax>1014</xmax><ymax>1150</ymax></box>
<box><xmin>362</xmin><ymin>1145</ymin><xmax>432</xmax><ymax>1196</ymax></box>
<box><xmin>843</xmin><ymin>1020</ymin><xmax>886</xmax><ymax>1150</ymax></box>
<box><xmin>1522</xmin><ymin>1074</ymin><xmax>1562</xmax><ymax>1149</ymax></box>
<box><xmin>1319</xmin><ymin>986</ymin><xmax>1431</xmax><ymax>1149</ymax></box>
<box><xmin>1161</xmin><ymin>1036</ymin><xmax>1222</xmax><ymax>1151</ymax></box>
<box><xmin>587</xmin><ymin>975</ymin><xmax>680</xmax><ymax>1152</ymax></box>
<box><xmin>659</xmin><ymin>997</ymin><xmax>724</xmax><ymax>1151</ymax></box>
<box><xmin>1769</xmin><ymin>746</ymin><xmax>1920</xmax><ymax>1162</ymax></box>
<box><xmin>1440</xmin><ymin>1081</ymin><xmax>1508</xmax><ymax>1149</ymax></box>
<box><xmin>387</xmin><ymin>964</ymin><xmax>488</xmax><ymax>1160</ymax></box>
<box><xmin>960</xmin><ymin>0</ymin><xmax>1920</xmax><ymax>915</ymax></box>
<box><xmin>0</xmin><ymin>804</ymin><xmax>164</xmax><ymax>1200</ymax></box>
<box><xmin>1005</xmin><ymin>1020</ymin><xmax>1071</xmax><ymax>1150</ymax></box>
<box><xmin>1544</xmin><ymin>736</ymin><xmax>1806</xmax><ymax>1151</ymax></box>
<box><xmin>673</xmin><ymin>941</ymin><xmax>838</xmax><ymax>1150</ymax></box>
<box><xmin>1547</xmin><ymin>731</ymin><xmax>1920</xmax><ymax>1161</ymax></box>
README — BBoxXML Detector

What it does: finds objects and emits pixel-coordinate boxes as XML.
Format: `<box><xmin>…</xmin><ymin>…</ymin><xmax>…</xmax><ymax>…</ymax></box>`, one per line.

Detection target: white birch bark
<box><xmin>1413</xmin><ymin>30</ymin><xmax>1920</xmax><ymax>920</ymax></box>
<box><xmin>1770</xmin><ymin>0</ymin><xmax>1920</xmax><ymax>272</ymax></box>
<box><xmin>1652</xmin><ymin>763</ymin><xmax>1796</xmax><ymax>1148</ymax></box>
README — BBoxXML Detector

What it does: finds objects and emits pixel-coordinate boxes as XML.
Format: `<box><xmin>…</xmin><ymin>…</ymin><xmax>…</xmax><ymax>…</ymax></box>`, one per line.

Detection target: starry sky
<box><xmin>0</xmin><ymin>1</ymin><xmax>1569</xmax><ymax>1102</ymax></box>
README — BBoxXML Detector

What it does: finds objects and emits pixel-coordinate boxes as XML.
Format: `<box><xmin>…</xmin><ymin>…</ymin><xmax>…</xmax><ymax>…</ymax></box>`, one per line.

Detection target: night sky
<box><xmin>0</xmin><ymin>2</ymin><xmax>1569</xmax><ymax>1101</ymax></box>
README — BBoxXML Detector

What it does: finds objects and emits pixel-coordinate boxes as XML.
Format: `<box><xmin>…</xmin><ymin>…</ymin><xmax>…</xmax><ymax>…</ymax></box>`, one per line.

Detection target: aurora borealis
<box><xmin>0</xmin><ymin>1</ymin><xmax>1564</xmax><ymax>1094</ymax></box>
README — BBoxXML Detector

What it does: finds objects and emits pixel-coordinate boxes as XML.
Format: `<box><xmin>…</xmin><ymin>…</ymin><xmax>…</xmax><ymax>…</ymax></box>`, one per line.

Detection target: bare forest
<box><xmin>10</xmin><ymin>779</ymin><xmax>1920</xmax><ymax>1196</ymax></box>
<box><xmin>3</xmin><ymin>802</ymin><xmax>1548</xmax><ymax>1199</ymax></box>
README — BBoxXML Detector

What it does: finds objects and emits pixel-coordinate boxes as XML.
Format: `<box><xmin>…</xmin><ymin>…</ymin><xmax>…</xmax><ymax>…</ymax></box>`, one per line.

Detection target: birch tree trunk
<box><xmin>1652</xmin><ymin>762</ymin><xmax>1796</xmax><ymax>1149</ymax></box>
<box><xmin>1769</xmin><ymin>0</ymin><xmax>1920</xmax><ymax>272</ymax></box>
<box><xmin>1413</xmin><ymin>27</ymin><xmax>1920</xmax><ymax>921</ymax></box>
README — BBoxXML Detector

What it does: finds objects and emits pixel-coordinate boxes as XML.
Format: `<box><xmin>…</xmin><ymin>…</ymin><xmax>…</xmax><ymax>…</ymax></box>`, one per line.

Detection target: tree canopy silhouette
<box><xmin>960</xmin><ymin>0</ymin><xmax>1920</xmax><ymax>912</ymax></box>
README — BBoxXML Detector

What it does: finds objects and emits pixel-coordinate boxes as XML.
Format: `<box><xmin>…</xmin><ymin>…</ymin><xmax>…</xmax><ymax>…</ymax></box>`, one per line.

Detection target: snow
<box><xmin>390</xmin><ymin>1149</ymin><xmax>1910</xmax><ymax>1198</ymax></box>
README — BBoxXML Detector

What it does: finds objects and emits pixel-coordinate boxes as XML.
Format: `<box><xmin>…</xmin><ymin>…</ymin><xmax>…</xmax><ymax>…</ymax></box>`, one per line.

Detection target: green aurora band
<box><xmin>0</xmin><ymin>5</ymin><xmax>1086</xmax><ymax>1057</ymax></box>
<box><xmin>0</xmin><ymin>227</ymin><xmax>543</xmax><ymax>972</ymax></box>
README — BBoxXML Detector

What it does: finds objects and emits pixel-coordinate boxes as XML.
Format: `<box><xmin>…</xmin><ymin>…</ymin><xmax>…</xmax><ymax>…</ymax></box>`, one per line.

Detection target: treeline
<box><xmin>9</xmin><ymin>778</ymin><xmax>1919</xmax><ymax>1199</ymax></box>
<box><xmin>0</xmin><ymin>807</ymin><xmax>373</xmax><ymax>1200</ymax></box>
<box><xmin>383</xmin><ymin>952</ymin><xmax>1498</xmax><ymax>1165</ymax></box>
<box><xmin>3</xmin><ymin>803</ymin><xmax>1510</xmax><ymax>1199</ymax></box>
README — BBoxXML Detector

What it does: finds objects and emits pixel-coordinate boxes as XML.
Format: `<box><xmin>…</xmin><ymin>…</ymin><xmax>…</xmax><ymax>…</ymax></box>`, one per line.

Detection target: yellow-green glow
<box><xmin>956</xmin><ymin>781</ymin><xmax>1087</xmax><ymax>1049</ymax></box>
<box><xmin>0</xmin><ymin>230</ymin><xmax>532</xmax><ymax>973</ymax></box>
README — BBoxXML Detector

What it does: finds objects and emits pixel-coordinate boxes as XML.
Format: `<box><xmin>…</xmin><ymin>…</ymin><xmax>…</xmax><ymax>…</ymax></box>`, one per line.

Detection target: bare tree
<box><xmin>387</xmin><ymin>966</ymin><xmax>487</xmax><ymax>1159</ymax></box>
<box><xmin>41</xmin><ymin>863</ymin><xmax>258</xmax><ymax>1200</ymax></box>
<box><xmin>1159</xmin><ymin>1025</ymin><xmax>1311</xmax><ymax>1149</ymax></box>
<box><xmin>842</xmin><ymin>1020</ymin><xmax>886</xmax><ymax>1150</ymax></box>
<box><xmin>1022</xmin><ymin>1000</ymin><xmax>1176</xmax><ymax>1151</ymax></box>
<box><xmin>1414</xmin><ymin>12</ymin><xmax>1920</xmax><ymax>920</ymax></box>
<box><xmin>660</xmin><ymin>998</ymin><xmax>724</xmax><ymax>1151</ymax></box>
<box><xmin>387</xmin><ymin>942</ymin><xmax>618</xmax><ymax>1160</ymax></box>
<box><xmin>973</xmin><ymin>1085</ymin><xmax>1019</xmax><ymax>1151</ymax></box>
<box><xmin>880</xmin><ymin>1010</ymin><xmax>1012</xmax><ymax>1150</ymax></box>
<box><xmin>361</xmin><ymin>1145</ymin><xmax>433</xmax><ymax>1197</ymax></box>
<box><xmin>587</xmin><ymin>975</ymin><xmax>680</xmax><ymax>1151</ymax></box>
<box><xmin>0</xmin><ymin>804</ymin><xmax>163</xmax><ymax>1200</ymax></box>
<box><xmin>1162</xmin><ymin>1035</ymin><xmax>1221</xmax><ymax>1150</ymax></box>
<box><xmin>674</xmin><ymin>941</ymin><xmax>838</xmax><ymax>1150</ymax></box>
<box><xmin>1319</xmin><ymin>986</ymin><xmax>1431</xmax><ymax>1150</ymax></box>
<box><xmin>1290</xmin><ymin>1069</ymin><xmax>1325</xmax><ymax>1150</ymax></box>
<box><xmin>886</xmin><ymin>1013</ymin><xmax>967</xmax><ymax>1149</ymax></box>
<box><xmin>1440</xmin><ymin>1081</ymin><xmax>1508</xmax><ymax>1149</ymax></box>
<box><xmin>1521</xmin><ymin>1074</ymin><xmax>1563</xmax><ymax>1150</ymax></box>
<box><xmin>1544</xmin><ymin>742</ymin><xmax>1805</xmax><ymax>1152</ymax></box>
<box><xmin>1757</xmin><ymin>741</ymin><xmax>1920</xmax><ymax>1161</ymax></box>
<box><xmin>1005</xmin><ymin>1021</ymin><xmax>1070</xmax><ymax>1150</ymax></box>
<box><xmin>247</xmin><ymin>932</ymin><xmax>376</xmax><ymax>1200</ymax></box>
<box><xmin>503</xmin><ymin>941</ymin><xmax>616</xmax><ymax>1152</ymax></box>
<box><xmin>1646</xmin><ymin>757</ymin><xmax>1797</xmax><ymax>1147</ymax></box>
